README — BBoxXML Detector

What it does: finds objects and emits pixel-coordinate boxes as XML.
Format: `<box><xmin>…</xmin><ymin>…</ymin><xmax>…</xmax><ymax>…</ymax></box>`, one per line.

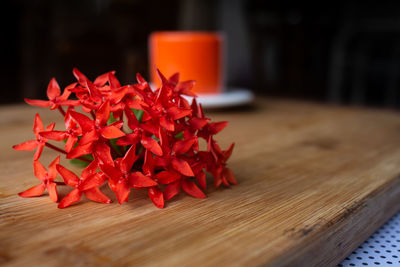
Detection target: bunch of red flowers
<box><xmin>13</xmin><ymin>68</ymin><xmax>236</xmax><ymax>209</ymax></box>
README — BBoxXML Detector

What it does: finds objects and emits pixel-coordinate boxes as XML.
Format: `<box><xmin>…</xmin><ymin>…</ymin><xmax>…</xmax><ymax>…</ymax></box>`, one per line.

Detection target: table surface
<box><xmin>2</xmin><ymin>99</ymin><xmax>400</xmax><ymax>267</ymax></box>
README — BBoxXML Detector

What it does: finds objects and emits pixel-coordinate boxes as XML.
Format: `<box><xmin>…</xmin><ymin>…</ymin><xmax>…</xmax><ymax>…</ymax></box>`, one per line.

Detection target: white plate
<box><xmin>184</xmin><ymin>88</ymin><xmax>254</xmax><ymax>108</ymax></box>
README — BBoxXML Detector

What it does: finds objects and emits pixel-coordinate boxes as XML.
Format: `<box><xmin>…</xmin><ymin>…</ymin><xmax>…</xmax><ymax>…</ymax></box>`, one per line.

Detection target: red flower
<box><xmin>186</xmin><ymin>98</ymin><xmax>210</xmax><ymax>132</ymax></box>
<box><xmin>161</xmin><ymin>71</ymin><xmax>197</xmax><ymax>110</ymax></box>
<box><xmin>13</xmin><ymin>113</ymin><xmax>55</xmax><ymax>160</ymax></box>
<box><xmin>156</xmin><ymin>127</ymin><xmax>195</xmax><ymax>177</ymax></box>
<box><xmin>56</xmin><ymin>160</ymin><xmax>111</xmax><ymax>208</ymax></box>
<box><xmin>116</xmin><ymin>107</ymin><xmax>163</xmax><ymax>156</ymax></box>
<box><xmin>142</xmin><ymin>101</ymin><xmax>192</xmax><ymax>133</ymax></box>
<box><xmin>25</xmin><ymin>78</ymin><xmax>78</xmax><ymax>111</ymax></box>
<box><xmin>157</xmin><ymin>127</ymin><xmax>206</xmax><ymax>201</ymax></box>
<box><xmin>14</xmin><ymin>68</ymin><xmax>235</xmax><ymax>209</ymax></box>
<box><xmin>141</xmin><ymin>150</ymin><xmax>165</xmax><ymax>208</ymax></box>
<box><xmin>96</xmin><ymin>145</ymin><xmax>158</xmax><ymax>204</ymax></box>
<box><xmin>18</xmin><ymin>156</ymin><xmax>60</xmax><ymax>202</ymax></box>
<box><xmin>40</xmin><ymin>109</ymin><xmax>82</xmax><ymax>153</ymax></box>
<box><xmin>209</xmin><ymin>141</ymin><xmax>237</xmax><ymax>187</ymax></box>
<box><xmin>67</xmin><ymin>100</ymin><xmax>125</xmax><ymax>159</ymax></box>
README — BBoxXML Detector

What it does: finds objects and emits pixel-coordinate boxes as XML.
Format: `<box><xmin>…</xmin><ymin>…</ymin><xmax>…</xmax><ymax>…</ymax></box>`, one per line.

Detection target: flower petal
<box><xmin>93</xmin><ymin>142</ymin><xmax>114</xmax><ymax>166</ymax></box>
<box><xmin>94</xmin><ymin>71</ymin><xmax>115</xmax><ymax>87</ymax></box>
<box><xmin>59</xmin><ymin>83</ymin><xmax>75</xmax><ymax>101</ymax></box>
<box><xmin>33</xmin><ymin>160</ymin><xmax>48</xmax><ymax>181</ymax></box>
<box><xmin>56</xmin><ymin>164</ymin><xmax>80</xmax><ymax>187</ymax></box>
<box><xmin>24</xmin><ymin>98</ymin><xmax>51</xmax><ymax>107</ymax></box>
<box><xmin>95</xmin><ymin>101</ymin><xmax>110</xmax><ymax>126</ymax></box>
<box><xmin>168</xmin><ymin>72</ymin><xmax>180</xmax><ymax>86</ymax></box>
<box><xmin>176</xmin><ymin>80</ymin><xmax>197</xmax><ymax>96</ymax></box>
<box><xmin>213</xmin><ymin>167</ymin><xmax>223</xmax><ymax>188</ymax></box>
<box><xmin>182</xmin><ymin>180</ymin><xmax>206</xmax><ymax>199</ymax></box>
<box><xmin>167</xmin><ymin>106</ymin><xmax>192</xmax><ymax>120</ymax></box>
<box><xmin>124</xmin><ymin>107</ymin><xmax>139</xmax><ymax>130</ymax></box>
<box><xmin>18</xmin><ymin>184</ymin><xmax>45</xmax><ymax>198</ymax></box>
<box><xmin>58</xmin><ymin>188</ymin><xmax>82</xmax><ymax>208</ymax></box>
<box><xmin>223</xmin><ymin>143</ymin><xmax>235</xmax><ymax>161</ymax></box>
<box><xmin>160</xmin><ymin>116</ymin><xmax>175</xmax><ymax>132</ymax></box>
<box><xmin>72</xmin><ymin>68</ymin><xmax>88</xmax><ymax>84</ymax></box>
<box><xmin>116</xmin><ymin>132</ymin><xmax>140</xmax><ymax>146</ymax></box>
<box><xmin>189</xmin><ymin>117</ymin><xmax>209</xmax><ymax>130</ymax></box>
<box><xmin>33</xmin><ymin>143</ymin><xmax>45</xmax><ymax>161</ymax></box>
<box><xmin>40</xmin><ymin>131</ymin><xmax>68</xmax><ymax>141</ymax></box>
<box><xmin>46</xmin><ymin>182</ymin><xmax>58</xmax><ymax>202</ymax></box>
<box><xmin>172</xmin><ymin>158</ymin><xmax>194</xmax><ymax>177</ymax></box>
<box><xmin>143</xmin><ymin>150</ymin><xmax>155</xmax><ymax>176</ymax></box>
<box><xmin>84</xmin><ymin>187</ymin><xmax>111</xmax><ymax>203</ymax></box>
<box><xmin>67</xmin><ymin>142</ymin><xmax>93</xmax><ymax>159</ymax></box>
<box><xmin>158</xmin><ymin>127</ymin><xmax>169</xmax><ymax>150</ymax></box>
<box><xmin>13</xmin><ymin>140</ymin><xmax>37</xmax><ymax>151</ymax></box>
<box><xmin>156</xmin><ymin>69</ymin><xmax>168</xmax><ymax>85</ymax></box>
<box><xmin>178</xmin><ymin>96</ymin><xmax>191</xmax><ymax>108</ymax></box>
<box><xmin>108</xmin><ymin>72</ymin><xmax>121</xmax><ymax>89</ymax></box>
<box><xmin>196</xmin><ymin>171</ymin><xmax>207</xmax><ymax>190</ymax></box>
<box><xmin>223</xmin><ymin>167</ymin><xmax>237</xmax><ymax>185</ymax></box>
<box><xmin>45</xmin><ymin>122</ymin><xmax>56</xmax><ymax>132</ymax></box>
<box><xmin>148</xmin><ymin>187</ymin><xmax>164</xmax><ymax>208</ymax></box>
<box><xmin>141</xmin><ymin>121</ymin><xmax>159</xmax><ymax>135</ymax></box>
<box><xmin>98</xmin><ymin>163</ymin><xmax>123</xmax><ymax>182</ymax></box>
<box><xmin>110</xmin><ymin>86</ymin><xmax>128</xmax><ymax>105</ymax></box>
<box><xmin>64</xmin><ymin>109</ymin><xmax>77</xmax><ymax>130</ymax></box>
<box><xmin>221</xmin><ymin>174</ymin><xmax>230</xmax><ymax>187</ymax></box>
<box><xmin>142</xmin><ymin>112</ymin><xmax>152</xmax><ymax>122</ymax></box>
<box><xmin>33</xmin><ymin>113</ymin><xmax>44</xmax><ymax>135</ymax></box>
<box><xmin>155</xmin><ymin>170</ymin><xmax>181</xmax><ymax>184</ymax></box>
<box><xmin>65</xmin><ymin>135</ymin><xmax>78</xmax><ymax>153</ymax></box>
<box><xmin>191</xmin><ymin>98</ymin><xmax>200</xmax><ymax>117</ymax></box>
<box><xmin>125</xmin><ymin>98</ymin><xmax>144</xmax><ymax>110</ymax></box>
<box><xmin>141</xmin><ymin>135</ymin><xmax>163</xmax><ymax>156</ymax></box>
<box><xmin>115</xmin><ymin>180</ymin><xmax>130</xmax><ymax>204</ymax></box>
<box><xmin>70</xmin><ymin>111</ymin><xmax>94</xmax><ymax>133</ymax></box>
<box><xmin>81</xmin><ymin>159</ymin><xmax>99</xmax><ymax>179</ymax></box>
<box><xmin>208</xmin><ymin>121</ymin><xmax>228</xmax><ymax>135</ymax></box>
<box><xmin>136</xmin><ymin>73</ymin><xmax>146</xmax><ymax>83</ymax></box>
<box><xmin>79</xmin><ymin>129</ymin><xmax>98</xmax><ymax>145</ymax></box>
<box><xmin>121</xmin><ymin>145</ymin><xmax>137</xmax><ymax>173</ymax></box>
<box><xmin>47</xmin><ymin>156</ymin><xmax>60</xmax><ymax>181</ymax></box>
<box><xmin>163</xmin><ymin>181</ymin><xmax>181</xmax><ymax>201</ymax></box>
<box><xmin>100</xmin><ymin>125</ymin><xmax>125</xmax><ymax>139</ymax></box>
<box><xmin>128</xmin><ymin>172</ymin><xmax>157</xmax><ymax>188</ymax></box>
<box><xmin>47</xmin><ymin>78</ymin><xmax>61</xmax><ymax>99</ymax></box>
<box><xmin>173</xmin><ymin>137</ymin><xmax>196</xmax><ymax>155</ymax></box>
<box><xmin>80</xmin><ymin>173</ymin><xmax>107</xmax><ymax>191</ymax></box>
<box><xmin>56</xmin><ymin>100</ymin><xmax>79</xmax><ymax>106</ymax></box>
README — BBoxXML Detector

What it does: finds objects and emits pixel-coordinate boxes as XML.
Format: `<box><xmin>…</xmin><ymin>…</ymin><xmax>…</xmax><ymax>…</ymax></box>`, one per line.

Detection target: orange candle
<box><xmin>149</xmin><ymin>31</ymin><xmax>224</xmax><ymax>94</ymax></box>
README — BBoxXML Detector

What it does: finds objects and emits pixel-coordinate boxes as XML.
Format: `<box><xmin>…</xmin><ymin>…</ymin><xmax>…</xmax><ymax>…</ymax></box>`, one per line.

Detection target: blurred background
<box><xmin>2</xmin><ymin>0</ymin><xmax>400</xmax><ymax>108</ymax></box>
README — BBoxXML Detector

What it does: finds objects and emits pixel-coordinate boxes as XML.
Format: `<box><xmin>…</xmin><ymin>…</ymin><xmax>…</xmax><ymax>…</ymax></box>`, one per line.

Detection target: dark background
<box><xmin>2</xmin><ymin>0</ymin><xmax>400</xmax><ymax>108</ymax></box>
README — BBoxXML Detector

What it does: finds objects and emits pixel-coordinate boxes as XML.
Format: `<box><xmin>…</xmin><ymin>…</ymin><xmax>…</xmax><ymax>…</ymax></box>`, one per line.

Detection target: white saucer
<box><xmin>184</xmin><ymin>88</ymin><xmax>254</xmax><ymax>108</ymax></box>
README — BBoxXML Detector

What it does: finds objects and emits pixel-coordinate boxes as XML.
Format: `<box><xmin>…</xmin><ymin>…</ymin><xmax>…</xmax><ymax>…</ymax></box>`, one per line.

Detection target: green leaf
<box><xmin>174</xmin><ymin>131</ymin><xmax>183</xmax><ymax>140</ymax></box>
<box><xmin>152</xmin><ymin>135</ymin><xmax>160</xmax><ymax>142</ymax></box>
<box><xmin>110</xmin><ymin>138</ymin><xmax>122</xmax><ymax>155</ymax></box>
<box><xmin>132</xmin><ymin>109</ymin><xmax>144</xmax><ymax>123</ymax></box>
<box><xmin>107</xmin><ymin>112</ymin><xmax>117</xmax><ymax>125</ymax></box>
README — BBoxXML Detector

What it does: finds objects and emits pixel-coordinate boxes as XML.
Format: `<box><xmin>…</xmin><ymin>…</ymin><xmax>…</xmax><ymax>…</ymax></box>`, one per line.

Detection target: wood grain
<box><xmin>2</xmin><ymin>99</ymin><xmax>400</xmax><ymax>266</ymax></box>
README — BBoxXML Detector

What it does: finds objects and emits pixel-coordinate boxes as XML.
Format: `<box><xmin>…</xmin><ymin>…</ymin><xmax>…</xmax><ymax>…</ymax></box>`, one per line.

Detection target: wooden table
<box><xmin>2</xmin><ymin>99</ymin><xmax>400</xmax><ymax>266</ymax></box>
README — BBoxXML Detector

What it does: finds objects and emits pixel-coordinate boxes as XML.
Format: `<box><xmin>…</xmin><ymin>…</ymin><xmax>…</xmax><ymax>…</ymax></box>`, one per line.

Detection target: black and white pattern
<box><xmin>339</xmin><ymin>212</ymin><xmax>400</xmax><ymax>266</ymax></box>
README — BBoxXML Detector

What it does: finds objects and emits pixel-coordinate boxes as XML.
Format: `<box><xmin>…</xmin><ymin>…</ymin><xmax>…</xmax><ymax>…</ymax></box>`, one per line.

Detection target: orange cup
<box><xmin>149</xmin><ymin>31</ymin><xmax>224</xmax><ymax>94</ymax></box>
